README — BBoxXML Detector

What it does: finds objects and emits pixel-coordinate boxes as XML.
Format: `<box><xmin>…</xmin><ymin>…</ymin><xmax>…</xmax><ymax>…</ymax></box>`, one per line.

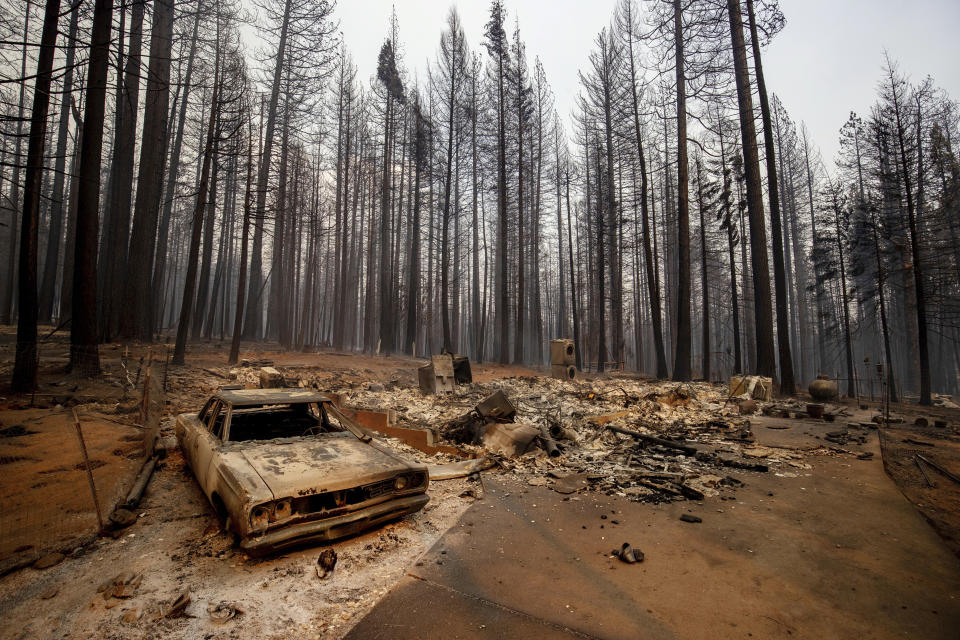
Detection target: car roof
<box><xmin>213</xmin><ymin>388</ymin><xmax>334</xmax><ymax>407</ymax></box>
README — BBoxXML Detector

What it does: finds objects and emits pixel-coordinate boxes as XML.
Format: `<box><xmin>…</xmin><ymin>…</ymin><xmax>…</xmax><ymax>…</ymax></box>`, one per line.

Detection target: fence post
<box><xmin>71</xmin><ymin>407</ymin><xmax>104</xmax><ymax>533</ymax></box>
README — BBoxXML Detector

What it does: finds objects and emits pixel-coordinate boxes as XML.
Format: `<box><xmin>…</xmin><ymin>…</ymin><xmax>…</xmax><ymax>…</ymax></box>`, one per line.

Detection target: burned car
<box><xmin>175</xmin><ymin>389</ymin><xmax>429</xmax><ymax>554</ymax></box>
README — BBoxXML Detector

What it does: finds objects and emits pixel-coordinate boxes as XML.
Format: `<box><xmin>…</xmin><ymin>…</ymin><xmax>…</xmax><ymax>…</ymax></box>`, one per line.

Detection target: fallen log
<box><xmin>606</xmin><ymin>425</ymin><xmax>698</xmax><ymax>456</ymax></box>
<box><xmin>717</xmin><ymin>457</ymin><xmax>769</xmax><ymax>473</ymax></box>
<box><xmin>123</xmin><ymin>454</ymin><xmax>159</xmax><ymax>508</ymax></box>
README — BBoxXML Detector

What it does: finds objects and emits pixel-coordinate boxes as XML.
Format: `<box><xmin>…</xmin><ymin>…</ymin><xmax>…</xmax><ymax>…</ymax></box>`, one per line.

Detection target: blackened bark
<box><xmin>565</xmin><ymin>169</ymin><xmax>582</xmax><ymax>370</ymax></box>
<box><xmin>173</xmin><ymin>60</ymin><xmax>219</xmax><ymax>366</ymax></box>
<box><xmin>38</xmin><ymin>2</ymin><xmax>79</xmax><ymax>323</ymax></box>
<box><xmin>594</xmin><ymin>142</ymin><xmax>607</xmax><ymax>370</ymax></box>
<box><xmin>831</xmin><ymin>194</ymin><xmax>855</xmax><ymax>398</ymax></box>
<box><xmin>12</xmin><ymin>0</ymin><xmax>61</xmax><ymax>391</ymax></box>
<box><xmin>727</xmin><ymin>0</ymin><xmax>776</xmax><ymax>379</ymax></box>
<box><xmin>153</xmin><ymin>4</ymin><xmax>202</xmax><ymax>319</ymax></box>
<box><xmin>101</xmin><ymin>0</ymin><xmax>144</xmax><ymax>342</ymax></box>
<box><xmin>440</xmin><ymin>27</ymin><xmax>459</xmax><ymax>352</ymax></box>
<box><xmin>672</xmin><ymin>0</ymin><xmax>691</xmax><ymax>381</ymax></box>
<box><xmin>378</xmin><ymin>90</ymin><xmax>394</xmax><ymax>354</ymax></box>
<box><xmin>245</xmin><ymin>0</ymin><xmax>293</xmax><ymax>340</ymax></box>
<box><xmin>471</xmin><ymin>61</ymin><xmax>481</xmax><ymax>361</ymax></box>
<box><xmin>625</xmin><ymin>17</ymin><xmax>667</xmax><ymax>378</ymax></box>
<box><xmin>747</xmin><ymin>0</ymin><xmax>795</xmax><ymax>393</ymax></box>
<box><xmin>2</xmin><ymin>6</ymin><xmax>30</xmax><ymax>326</ymax></box>
<box><xmin>70</xmin><ymin>0</ymin><xmax>113</xmax><ymax>375</ymax></box>
<box><xmin>120</xmin><ymin>0</ymin><xmax>174</xmax><ymax>341</ymax></box>
<box><xmin>695</xmin><ymin>158</ymin><xmax>710</xmax><ymax>382</ymax></box>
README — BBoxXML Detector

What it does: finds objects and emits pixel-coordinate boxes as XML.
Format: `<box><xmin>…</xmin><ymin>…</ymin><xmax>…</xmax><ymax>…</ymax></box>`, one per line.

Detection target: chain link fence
<box><xmin>0</xmin><ymin>352</ymin><xmax>167</xmax><ymax>575</ymax></box>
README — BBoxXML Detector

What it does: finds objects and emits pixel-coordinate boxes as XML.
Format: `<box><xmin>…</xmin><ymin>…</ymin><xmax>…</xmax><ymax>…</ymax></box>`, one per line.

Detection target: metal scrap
<box><xmin>428</xmin><ymin>457</ymin><xmax>495</xmax><ymax>481</ymax></box>
<box><xmin>916</xmin><ymin>454</ymin><xmax>960</xmax><ymax>486</ymax></box>
<box><xmin>207</xmin><ymin>602</ymin><xmax>243</xmax><ymax>624</ymax></box>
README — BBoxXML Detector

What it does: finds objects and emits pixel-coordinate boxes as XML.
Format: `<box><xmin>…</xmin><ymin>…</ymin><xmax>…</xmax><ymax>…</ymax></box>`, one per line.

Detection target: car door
<box><xmin>179</xmin><ymin>399</ymin><xmax>213</xmax><ymax>472</ymax></box>
<box><xmin>194</xmin><ymin>400</ymin><xmax>227</xmax><ymax>492</ymax></box>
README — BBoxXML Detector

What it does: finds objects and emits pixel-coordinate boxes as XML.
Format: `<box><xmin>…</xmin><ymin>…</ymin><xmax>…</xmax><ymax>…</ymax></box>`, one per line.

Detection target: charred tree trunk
<box><xmin>695</xmin><ymin>158</ymin><xmax>710</xmax><ymax>382</ymax></box>
<box><xmin>173</xmin><ymin>53</ymin><xmax>220</xmax><ymax>366</ymax></box>
<box><xmin>153</xmin><ymin>3</ymin><xmax>202</xmax><ymax>322</ymax></box>
<box><xmin>672</xmin><ymin>0</ymin><xmax>692</xmax><ymax>381</ymax></box>
<box><xmin>245</xmin><ymin>0</ymin><xmax>293</xmax><ymax>340</ymax></box>
<box><xmin>747</xmin><ymin>0</ymin><xmax>795</xmax><ymax>393</ymax></box>
<box><xmin>566</xmin><ymin>168</ymin><xmax>582</xmax><ymax>370</ymax></box>
<box><xmin>1</xmin><ymin>5</ymin><xmax>30</xmax><ymax>326</ymax></box>
<box><xmin>626</xmin><ymin>22</ymin><xmax>667</xmax><ymax>378</ymax></box>
<box><xmin>69</xmin><ymin>0</ymin><xmax>113</xmax><ymax>375</ymax></box>
<box><xmin>12</xmin><ymin>0</ymin><xmax>61</xmax><ymax>391</ymax></box>
<box><xmin>119</xmin><ymin>0</ymin><xmax>174</xmax><ymax>341</ymax></box>
<box><xmin>101</xmin><ymin>0</ymin><xmax>143</xmax><ymax>342</ymax></box>
<box><xmin>831</xmin><ymin>193</ymin><xmax>855</xmax><ymax>398</ymax></box>
<box><xmin>38</xmin><ymin>2</ymin><xmax>79</xmax><ymax>323</ymax></box>
<box><xmin>727</xmin><ymin>0</ymin><xmax>776</xmax><ymax>379</ymax></box>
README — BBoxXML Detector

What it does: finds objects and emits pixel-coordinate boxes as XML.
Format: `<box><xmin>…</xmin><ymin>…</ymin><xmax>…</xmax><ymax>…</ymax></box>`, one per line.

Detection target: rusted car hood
<box><xmin>221</xmin><ymin>433</ymin><xmax>421</xmax><ymax>499</ymax></box>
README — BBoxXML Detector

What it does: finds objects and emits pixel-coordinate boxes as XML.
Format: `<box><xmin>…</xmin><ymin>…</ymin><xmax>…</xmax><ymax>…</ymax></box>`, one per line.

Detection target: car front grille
<box><xmin>292</xmin><ymin>477</ymin><xmax>399</xmax><ymax>516</ymax></box>
<box><xmin>363</xmin><ymin>478</ymin><xmax>395</xmax><ymax>499</ymax></box>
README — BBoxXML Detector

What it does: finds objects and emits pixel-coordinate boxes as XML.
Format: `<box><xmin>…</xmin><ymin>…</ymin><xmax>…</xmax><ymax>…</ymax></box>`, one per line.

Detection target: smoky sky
<box><xmin>329</xmin><ymin>0</ymin><xmax>959</xmax><ymax>170</ymax></box>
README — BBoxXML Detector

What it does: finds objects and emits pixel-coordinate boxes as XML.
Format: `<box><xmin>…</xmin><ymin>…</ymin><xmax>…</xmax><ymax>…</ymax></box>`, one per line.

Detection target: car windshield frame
<box><xmin>221</xmin><ymin>401</ymin><xmax>333</xmax><ymax>443</ymax></box>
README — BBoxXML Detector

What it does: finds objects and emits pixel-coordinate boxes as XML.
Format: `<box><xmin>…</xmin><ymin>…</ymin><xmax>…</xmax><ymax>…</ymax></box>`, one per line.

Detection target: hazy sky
<box><xmin>332</xmin><ymin>0</ymin><xmax>960</xmax><ymax>167</ymax></box>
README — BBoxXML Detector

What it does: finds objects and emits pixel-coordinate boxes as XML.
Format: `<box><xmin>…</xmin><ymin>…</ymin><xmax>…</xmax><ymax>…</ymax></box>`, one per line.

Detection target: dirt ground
<box><xmin>879</xmin><ymin>422</ymin><xmax>960</xmax><ymax>557</ymax></box>
<box><xmin>0</xmin><ymin>408</ymin><xmax>144</xmax><ymax>570</ymax></box>
<box><xmin>0</xmin><ymin>327</ymin><xmax>959</xmax><ymax>638</ymax></box>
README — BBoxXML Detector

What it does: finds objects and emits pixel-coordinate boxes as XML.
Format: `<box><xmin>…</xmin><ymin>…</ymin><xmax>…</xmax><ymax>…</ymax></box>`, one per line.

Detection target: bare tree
<box><xmin>70</xmin><ymin>0</ymin><xmax>114</xmax><ymax>375</ymax></box>
<box><xmin>12</xmin><ymin>0</ymin><xmax>61</xmax><ymax>391</ymax></box>
<box><xmin>726</xmin><ymin>0</ymin><xmax>776</xmax><ymax>379</ymax></box>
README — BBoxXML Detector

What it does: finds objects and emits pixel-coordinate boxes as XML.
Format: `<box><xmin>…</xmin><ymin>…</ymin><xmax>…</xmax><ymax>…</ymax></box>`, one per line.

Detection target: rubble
<box><xmin>312</xmin><ymin>374</ymin><xmax>842</xmax><ymax>505</ymax></box>
<box><xmin>613</xmin><ymin>542</ymin><xmax>644</xmax><ymax>563</ymax></box>
<box><xmin>418</xmin><ymin>353</ymin><xmax>472</xmax><ymax>394</ymax></box>
<box><xmin>730</xmin><ymin>375</ymin><xmax>773</xmax><ymax>401</ymax></box>
<box><xmin>259</xmin><ymin>366</ymin><xmax>285</xmax><ymax>388</ymax></box>
<box><xmin>99</xmin><ymin>572</ymin><xmax>142</xmax><ymax>600</ymax></box>
<box><xmin>207</xmin><ymin>602</ymin><xmax>243</xmax><ymax>624</ymax></box>
<box><xmin>481</xmin><ymin>422</ymin><xmax>540</xmax><ymax>457</ymax></box>
<box><xmin>316</xmin><ymin>549</ymin><xmax>338</xmax><ymax>579</ymax></box>
<box><xmin>160</xmin><ymin>591</ymin><xmax>191</xmax><ymax>619</ymax></box>
<box><xmin>428</xmin><ymin>457</ymin><xmax>495</xmax><ymax>480</ymax></box>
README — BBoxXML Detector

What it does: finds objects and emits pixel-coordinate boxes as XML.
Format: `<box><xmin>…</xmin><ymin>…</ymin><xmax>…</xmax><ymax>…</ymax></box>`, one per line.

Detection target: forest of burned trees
<box><xmin>2</xmin><ymin>0</ymin><xmax>959</xmax><ymax>404</ymax></box>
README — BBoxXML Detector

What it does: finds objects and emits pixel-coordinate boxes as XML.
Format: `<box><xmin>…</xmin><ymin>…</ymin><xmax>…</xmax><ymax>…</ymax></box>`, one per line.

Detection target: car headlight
<box><xmin>250</xmin><ymin>504</ymin><xmax>270</xmax><ymax>529</ymax></box>
<box><xmin>271</xmin><ymin>499</ymin><xmax>291</xmax><ymax>521</ymax></box>
<box><xmin>408</xmin><ymin>472</ymin><xmax>426</xmax><ymax>488</ymax></box>
<box><xmin>394</xmin><ymin>475</ymin><xmax>408</xmax><ymax>490</ymax></box>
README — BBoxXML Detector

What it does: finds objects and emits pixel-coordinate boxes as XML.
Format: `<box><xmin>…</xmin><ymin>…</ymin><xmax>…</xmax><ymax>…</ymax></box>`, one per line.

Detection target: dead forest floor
<box><xmin>0</xmin><ymin>326</ymin><xmax>958</xmax><ymax>638</ymax></box>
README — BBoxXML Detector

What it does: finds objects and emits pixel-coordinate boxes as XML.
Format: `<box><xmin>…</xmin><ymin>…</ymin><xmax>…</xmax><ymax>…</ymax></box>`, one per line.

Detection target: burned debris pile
<box><xmin>311</xmin><ymin>372</ymin><xmax>831</xmax><ymax>504</ymax></box>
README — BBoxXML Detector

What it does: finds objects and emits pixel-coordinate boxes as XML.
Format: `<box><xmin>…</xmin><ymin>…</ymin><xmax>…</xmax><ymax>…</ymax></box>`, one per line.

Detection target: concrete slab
<box><xmin>348</xmin><ymin>435</ymin><xmax>960</xmax><ymax>639</ymax></box>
